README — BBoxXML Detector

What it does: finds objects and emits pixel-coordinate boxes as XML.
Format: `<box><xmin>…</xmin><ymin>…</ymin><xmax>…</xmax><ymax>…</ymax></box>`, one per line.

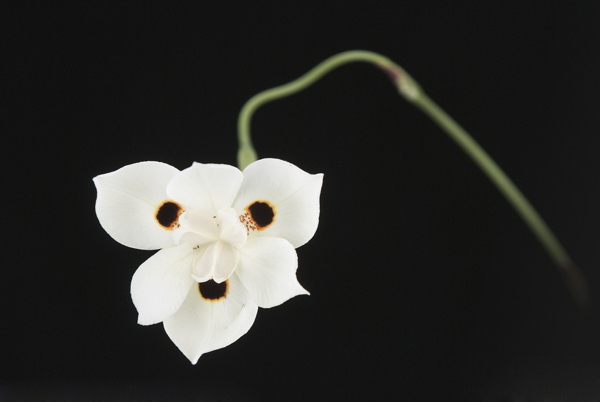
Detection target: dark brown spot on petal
<box><xmin>155</xmin><ymin>201</ymin><xmax>183</xmax><ymax>230</ymax></box>
<box><xmin>246</xmin><ymin>201</ymin><xmax>275</xmax><ymax>230</ymax></box>
<box><xmin>198</xmin><ymin>279</ymin><xmax>228</xmax><ymax>301</ymax></box>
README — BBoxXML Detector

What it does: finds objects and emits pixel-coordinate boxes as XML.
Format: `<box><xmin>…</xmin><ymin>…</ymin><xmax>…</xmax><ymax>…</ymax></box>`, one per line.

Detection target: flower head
<box><xmin>93</xmin><ymin>158</ymin><xmax>323</xmax><ymax>364</ymax></box>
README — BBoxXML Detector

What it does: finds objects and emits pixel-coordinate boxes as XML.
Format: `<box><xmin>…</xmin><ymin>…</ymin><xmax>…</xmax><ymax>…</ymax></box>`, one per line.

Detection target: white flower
<box><xmin>93</xmin><ymin>158</ymin><xmax>323</xmax><ymax>364</ymax></box>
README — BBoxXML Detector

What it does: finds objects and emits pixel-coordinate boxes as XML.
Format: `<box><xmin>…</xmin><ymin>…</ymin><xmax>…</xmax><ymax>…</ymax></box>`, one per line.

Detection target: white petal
<box><xmin>236</xmin><ymin>236</ymin><xmax>308</xmax><ymax>308</ymax></box>
<box><xmin>190</xmin><ymin>245</ymin><xmax>212</xmax><ymax>283</ymax></box>
<box><xmin>166</xmin><ymin>163</ymin><xmax>243</xmax><ymax>215</ymax></box>
<box><xmin>163</xmin><ymin>274</ymin><xmax>258</xmax><ymax>364</ymax></box>
<box><xmin>131</xmin><ymin>243</ymin><xmax>196</xmax><ymax>325</ymax></box>
<box><xmin>93</xmin><ymin>162</ymin><xmax>181</xmax><ymax>250</ymax></box>
<box><xmin>172</xmin><ymin>210</ymin><xmax>220</xmax><ymax>246</ymax></box>
<box><xmin>217</xmin><ymin>208</ymin><xmax>247</xmax><ymax>249</ymax></box>
<box><xmin>193</xmin><ymin>241</ymin><xmax>239</xmax><ymax>283</ymax></box>
<box><xmin>212</xmin><ymin>242</ymin><xmax>240</xmax><ymax>283</ymax></box>
<box><xmin>232</xmin><ymin>158</ymin><xmax>323</xmax><ymax>248</ymax></box>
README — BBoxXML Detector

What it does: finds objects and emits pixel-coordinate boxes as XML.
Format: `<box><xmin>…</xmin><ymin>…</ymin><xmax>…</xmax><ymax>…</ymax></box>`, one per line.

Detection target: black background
<box><xmin>4</xmin><ymin>1</ymin><xmax>600</xmax><ymax>400</ymax></box>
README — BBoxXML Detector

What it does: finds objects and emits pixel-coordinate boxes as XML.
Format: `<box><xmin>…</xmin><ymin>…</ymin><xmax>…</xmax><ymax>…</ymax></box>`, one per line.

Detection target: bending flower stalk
<box><xmin>94</xmin><ymin>159</ymin><xmax>323</xmax><ymax>363</ymax></box>
<box><xmin>237</xmin><ymin>50</ymin><xmax>589</xmax><ymax>307</ymax></box>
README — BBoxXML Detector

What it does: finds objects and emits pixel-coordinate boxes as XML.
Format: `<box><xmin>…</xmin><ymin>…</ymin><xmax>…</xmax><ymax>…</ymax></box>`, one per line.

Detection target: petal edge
<box><xmin>233</xmin><ymin>159</ymin><xmax>323</xmax><ymax>248</ymax></box>
<box><xmin>94</xmin><ymin>161</ymin><xmax>180</xmax><ymax>250</ymax></box>
<box><xmin>131</xmin><ymin>243</ymin><xmax>196</xmax><ymax>325</ymax></box>
<box><xmin>236</xmin><ymin>236</ymin><xmax>308</xmax><ymax>308</ymax></box>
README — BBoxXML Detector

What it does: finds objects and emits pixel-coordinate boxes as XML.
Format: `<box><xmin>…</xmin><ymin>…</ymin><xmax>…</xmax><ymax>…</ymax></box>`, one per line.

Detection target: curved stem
<box><xmin>237</xmin><ymin>51</ymin><xmax>406</xmax><ymax>170</ymax></box>
<box><xmin>236</xmin><ymin>50</ymin><xmax>589</xmax><ymax>308</ymax></box>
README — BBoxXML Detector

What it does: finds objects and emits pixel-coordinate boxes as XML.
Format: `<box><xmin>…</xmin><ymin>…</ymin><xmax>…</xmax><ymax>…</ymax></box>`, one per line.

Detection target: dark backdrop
<box><xmin>4</xmin><ymin>1</ymin><xmax>600</xmax><ymax>400</ymax></box>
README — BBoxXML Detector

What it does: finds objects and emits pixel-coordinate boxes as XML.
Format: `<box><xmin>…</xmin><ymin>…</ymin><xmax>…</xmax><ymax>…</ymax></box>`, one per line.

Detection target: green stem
<box><xmin>237</xmin><ymin>51</ymin><xmax>404</xmax><ymax>169</ymax></box>
<box><xmin>236</xmin><ymin>50</ymin><xmax>589</xmax><ymax>308</ymax></box>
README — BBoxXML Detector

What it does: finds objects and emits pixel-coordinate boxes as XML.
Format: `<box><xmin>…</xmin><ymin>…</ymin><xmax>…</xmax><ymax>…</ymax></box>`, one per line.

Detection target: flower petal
<box><xmin>172</xmin><ymin>210</ymin><xmax>220</xmax><ymax>246</ymax></box>
<box><xmin>233</xmin><ymin>158</ymin><xmax>323</xmax><ymax>248</ymax></box>
<box><xmin>93</xmin><ymin>161</ymin><xmax>181</xmax><ymax>250</ymax></box>
<box><xmin>166</xmin><ymin>162</ymin><xmax>243</xmax><ymax>215</ymax></box>
<box><xmin>236</xmin><ymin>236</ymin><xmax>308</xmax><ymax>308</ymax></box>
<box><xmin>217</xmin><ymin>208</ymin><xmax>247</xmax><ymax>249</ymax></box>
<box><xmin>189</xmin><ymin>246</ymin><xmax>211</xmax><ymax>283</ymax></box>
<box><xmin>163</xmin><ymin>274</ymin><xmax>258</xmax><ymax>364</ymax></box>
<box><xmin>131</xmin><ymin>243</ymin><xmax>196</xmax><ymax>325</ymax></box>
<box><xmin>192</xmin><ymin>241</ymin><xmax>239</xmax><ymax>283</ymax></box>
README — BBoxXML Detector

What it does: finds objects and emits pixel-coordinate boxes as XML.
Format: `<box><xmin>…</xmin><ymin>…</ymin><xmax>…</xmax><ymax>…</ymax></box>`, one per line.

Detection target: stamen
<box><xmin>239</xmin><ymin>211</ymin><xmax>257</xmax><ymax>234</ymax></box>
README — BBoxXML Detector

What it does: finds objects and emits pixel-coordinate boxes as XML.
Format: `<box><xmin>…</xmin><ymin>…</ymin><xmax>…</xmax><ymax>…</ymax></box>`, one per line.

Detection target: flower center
<box><xmin>175</xmin><ymin>207</ymin><xmax>247</xmax><ymax>283</ymax></box>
